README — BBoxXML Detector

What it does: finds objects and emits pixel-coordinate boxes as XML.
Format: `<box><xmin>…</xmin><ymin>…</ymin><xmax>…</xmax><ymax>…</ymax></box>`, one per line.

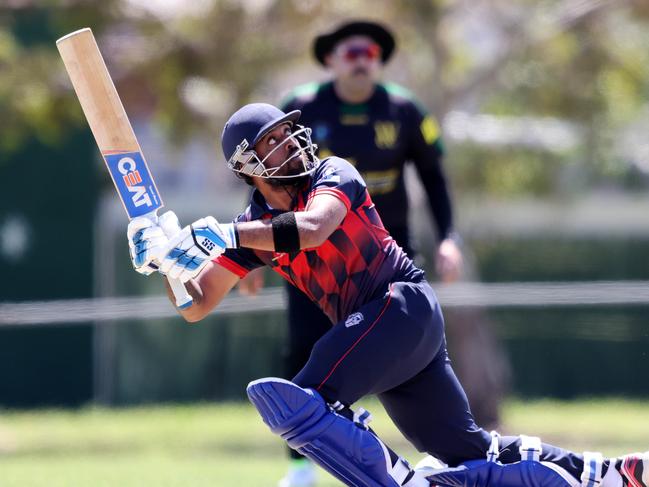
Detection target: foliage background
<box><xmin>1</xmin><ymin>0</ymin><xmax>649</xmax><ymax>406</ymax></box>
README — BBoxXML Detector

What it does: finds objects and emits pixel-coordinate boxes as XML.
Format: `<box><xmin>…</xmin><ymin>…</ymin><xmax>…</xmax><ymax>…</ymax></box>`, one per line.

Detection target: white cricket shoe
<box><xmin>414</xmin><ymin>455</ymin><xmax>448</xmax><ymax>475</ymax></box>
<box><xmin>618</xmin><ymin>452</ymin><xmax>649</xmax><ymax>487</ymax></box>
<box><xmin>278</xmin><ymin>459</ymin><xmax>317</xmax><ymax>487</ymax></box>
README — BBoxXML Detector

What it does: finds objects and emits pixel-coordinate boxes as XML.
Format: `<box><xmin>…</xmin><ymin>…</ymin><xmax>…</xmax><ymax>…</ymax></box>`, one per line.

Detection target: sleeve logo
<box><xmin>420</xmin><ymin>116</ymin><xmax>440</xmax><ymax>145</ymax></box>
<box><xmin>321</xmin><ymin>167</ymin><xmax>340</xmax><ymax>184</ymax></box>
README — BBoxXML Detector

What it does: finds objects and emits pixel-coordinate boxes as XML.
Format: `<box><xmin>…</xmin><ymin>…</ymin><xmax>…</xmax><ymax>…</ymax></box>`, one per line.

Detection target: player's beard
<box><xmin>268</xmin><ymin>152</ymin><xmax>310</xmax><ymax>187</ymax></box>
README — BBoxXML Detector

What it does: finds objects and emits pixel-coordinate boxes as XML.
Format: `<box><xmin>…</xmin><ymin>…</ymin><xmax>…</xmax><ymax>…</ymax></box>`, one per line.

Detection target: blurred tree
<box><xmin>0</xmin><ymin>2</ymin><xmax>114</xmax><ymax>156</ymax></box>
<box><xmin>1</xmin><ymin>0</ymin><xmax>649</xmax><ymax>194</ymax></box>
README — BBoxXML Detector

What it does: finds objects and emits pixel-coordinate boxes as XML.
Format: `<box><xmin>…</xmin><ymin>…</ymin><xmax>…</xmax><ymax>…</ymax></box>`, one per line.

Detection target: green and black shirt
<box><xmin>281</xmin><ymin>81</ymin><xmax>453</xmax><ymax>255</ymax></box>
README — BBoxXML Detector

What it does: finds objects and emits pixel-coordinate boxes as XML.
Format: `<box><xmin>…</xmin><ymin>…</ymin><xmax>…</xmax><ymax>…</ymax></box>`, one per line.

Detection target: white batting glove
<box><xmin>157</xmin><ymin>210</ymin><xmax>183</xmax><ymax>239</ymax></box>
<box><xmin>127</xmin><ymin>210</ymin><xmax>181</xmax><ymax>276</ymax></box>
<box><xmin>159</xmin><ymin>216</ymin><xmax>238</xmax><ymax>282</ymax></box>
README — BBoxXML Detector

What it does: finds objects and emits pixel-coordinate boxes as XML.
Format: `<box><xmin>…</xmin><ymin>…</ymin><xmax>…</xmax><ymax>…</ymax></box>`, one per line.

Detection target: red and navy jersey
<box><xmin>281</xmin><ymin>81</ymin><xmax>453</xmax><ymax>253</ymax></box>
<box><xmin>215</xmin><ymin>157</ymin><xmax>425</xmax><ymax>324</ymax></box>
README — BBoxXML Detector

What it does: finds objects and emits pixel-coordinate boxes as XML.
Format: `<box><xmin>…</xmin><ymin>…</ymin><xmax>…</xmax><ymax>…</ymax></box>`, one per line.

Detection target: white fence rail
<box><xmin>2</xmin><ymin>280</ymin><xmax>649</xmax><ymax>327</ymax></box>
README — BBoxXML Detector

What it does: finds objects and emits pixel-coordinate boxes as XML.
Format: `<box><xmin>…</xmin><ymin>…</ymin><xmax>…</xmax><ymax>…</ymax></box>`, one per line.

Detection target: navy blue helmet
<box><xmin>221</xmin><ymin>103</ymin><xmax>318</xmax><ymax>184</ymax></box>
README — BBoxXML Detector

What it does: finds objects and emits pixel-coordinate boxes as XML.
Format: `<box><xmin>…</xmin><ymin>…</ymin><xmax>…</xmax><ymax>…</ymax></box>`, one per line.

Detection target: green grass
<box><xmin>0</xmin><ymin>398</ymin><xmax>647</xmax><ymax>486</ymax></box>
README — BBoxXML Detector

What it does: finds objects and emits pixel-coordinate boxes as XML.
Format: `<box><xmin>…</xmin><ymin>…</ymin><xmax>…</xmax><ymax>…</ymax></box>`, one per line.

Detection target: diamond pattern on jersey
<box><xmin>307</xmin><ymin>277</ymin><xmax>325</xmax><ymax>302</ymax></box>
<box><xmin>327</xmin><ymin>252</ymin><xmax>348</xmax><ymax>287</ymax></box>
<box><xmin>325</xmin><ymin>293</ymin><xmax>341</xmax><ymax>316</ymax></box>
<box><xmin>329</xmin><ymin>228</ymin><xmax>356</xmax><ymax>256</ymax></box>
<box><xmin>218</xmin><ymin>160</ymin><xmax>419</xmax><ymax>324</ymax></box>
<box><xmin>272</xmin><ymin>190</ymin><xmax>399</xmax><ymax>323</ymax></box>
<box><xmin>350</xmin><ymin>270</ymin><xmax>368</xmax><ymax>294</ymax></box>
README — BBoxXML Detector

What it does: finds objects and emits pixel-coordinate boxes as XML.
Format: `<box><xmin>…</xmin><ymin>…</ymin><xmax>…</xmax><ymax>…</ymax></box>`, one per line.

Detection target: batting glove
<box><xmin>159</xmin><ymin>216</ymin><xmax>238</xmax><ymax>282</ymax></box>
<box><xmin>127</xmin><ymin>210</ymin><xmax>181</xmax><ymax>275</ymax></box>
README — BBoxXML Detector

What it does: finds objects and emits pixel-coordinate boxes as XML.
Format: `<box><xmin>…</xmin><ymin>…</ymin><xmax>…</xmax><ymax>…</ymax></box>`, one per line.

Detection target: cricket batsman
<box><xmin>127</xmin><ymin>103</ymin><xmax>648</xmax><ymax>487</ymax></box>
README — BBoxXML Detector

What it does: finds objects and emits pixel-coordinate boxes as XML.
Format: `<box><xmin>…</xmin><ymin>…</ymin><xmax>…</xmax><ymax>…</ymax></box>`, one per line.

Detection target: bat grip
<box><xmin>144</xmin><ymin>210</ymin><xmax>193</xmax><ymax>309</ymax></box>
<box><xmin>168</xmin><ymin>276</ymin><xmax>193</xmax><ymax>309</ymax></box>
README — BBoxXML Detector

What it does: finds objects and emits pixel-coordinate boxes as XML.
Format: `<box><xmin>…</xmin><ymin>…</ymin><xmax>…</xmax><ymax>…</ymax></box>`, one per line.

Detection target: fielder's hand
<box><xmin>435</xmin><ymin>237</ymin><xmax>463</xmax><ymax>283</ymax></box>
<box><xmin>238</xmin><ymin>267</ymin><xmax>265</xmax><ymax>296</ymax></box>
<box><xmin>127</xmin><ymin>210</ymin><xmax>181</xmax><ymax>275</ymax></box>
<box><xmin>160</xmin><ymin>216</ymin><xmax>238</xmax><ymax>282</ymax></box>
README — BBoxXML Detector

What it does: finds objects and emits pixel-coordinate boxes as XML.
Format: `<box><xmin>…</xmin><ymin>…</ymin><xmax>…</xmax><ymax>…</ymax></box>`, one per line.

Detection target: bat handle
<box><xmin>144</xmin><ymin>210</ymin><xmax>193</xmax><ymax>309</ymax></box>
<box><xmin>168</xmin><ymin>276</ymin><xmax>194</xmax><ymax>309</ymax></box>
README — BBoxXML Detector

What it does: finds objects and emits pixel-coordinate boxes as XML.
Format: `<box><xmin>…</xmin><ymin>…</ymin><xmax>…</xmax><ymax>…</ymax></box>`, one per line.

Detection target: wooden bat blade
<box><xmin>57</xmin><ymin>28</ymin><xmax>193</xmax><ymax>309</ymax></box>
<box><xmin>56</xmin><ymin>28</ymin><xmax>163</xmax><ymax>219</ymax></box>
<box><xmin>57</xmin><ymin>28</ymin><xmax>137</xmax><ymax>152</ymax></box>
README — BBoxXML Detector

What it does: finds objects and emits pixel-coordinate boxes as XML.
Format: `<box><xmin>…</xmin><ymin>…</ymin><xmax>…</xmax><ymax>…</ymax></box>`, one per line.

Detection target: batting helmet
<box><xmin>221</xmin><ymin>103</ymin><xmax>318</xmax><ymax>184</ymax></box>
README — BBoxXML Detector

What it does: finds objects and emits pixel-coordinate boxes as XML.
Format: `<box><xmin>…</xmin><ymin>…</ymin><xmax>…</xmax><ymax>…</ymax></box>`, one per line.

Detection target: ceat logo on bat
<box><xmin>104</xmin><ymin>151</ymin><xmax>162</xmax><ymax>218</ymax></box>
<box><xmin>121</xmin><ymin>162</ymin><xmax>143</xmax><ymax>188</ymax></box>
<box><xmin>117</xmin><ymin>156</ymin><xmax>151</xmax><ymax>207</ymax></box>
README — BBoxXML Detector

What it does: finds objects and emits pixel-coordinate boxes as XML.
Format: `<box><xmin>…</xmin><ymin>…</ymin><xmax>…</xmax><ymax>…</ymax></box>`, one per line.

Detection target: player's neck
<box><xmin>333</xmin><ymin>80</ymin><xmax>375</xmax><ymax>104</ymax></box>
<box><xmin>255</xmin><ymin>182</ymin><xmax>297</xmax><ymax>211</ymax></box>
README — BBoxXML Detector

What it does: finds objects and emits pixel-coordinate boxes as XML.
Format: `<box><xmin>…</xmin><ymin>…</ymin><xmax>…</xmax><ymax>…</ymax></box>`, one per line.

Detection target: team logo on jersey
<box><xmin>374</xmin><ymin>122</ymin><xmax>400</xmax><ymax>149</ymax></box>
<box><xmin>345</xmin><ymin>312</ymin><xmax>364</xmax><ymax>328</ymax></box>
<box><xmin>362</xmin><ymin>168</ymin><xmax>399</xmax><ymax>195</ymax></box>
<box><xmin>321</xmin><ymin>166</ymin><xmax>340</xmax><ymax>184</ymax></box>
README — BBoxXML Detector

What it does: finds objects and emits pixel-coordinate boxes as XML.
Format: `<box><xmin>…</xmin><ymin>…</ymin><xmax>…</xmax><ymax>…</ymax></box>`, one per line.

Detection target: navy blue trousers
<box><xmin>292</xmin><ymin>280</ymin><xmax>587</xmax><ymax>478</ymax></box>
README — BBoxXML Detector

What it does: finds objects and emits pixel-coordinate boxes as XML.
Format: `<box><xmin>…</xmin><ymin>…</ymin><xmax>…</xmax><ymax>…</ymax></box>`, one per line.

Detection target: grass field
<box><xmin>0</xmin><ymin>398</ymin><xmax>647</xmax><ymax>487</ymax></box>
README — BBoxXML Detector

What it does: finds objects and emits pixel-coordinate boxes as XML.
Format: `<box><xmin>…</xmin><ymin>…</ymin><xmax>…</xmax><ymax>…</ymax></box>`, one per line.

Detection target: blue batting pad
<box><xmin>247</xmin><ymin>378</ymin><xmax>402</xmax><ymax>487</ymax></box>
<box><xmin>426</xmin><ymin>459</ymin><xmax>574</xmax><ymax>487</ymax></box>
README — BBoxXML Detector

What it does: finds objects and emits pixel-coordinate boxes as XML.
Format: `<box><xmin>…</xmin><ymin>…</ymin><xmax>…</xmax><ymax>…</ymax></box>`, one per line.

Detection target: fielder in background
<box><xmin>239</xmin><ymin>20</ymin><xmax>506</xmax><ymax>486</ymax></box>
<box><xmin>128</xmin><ymin>103</ymin><xmax>647</xmax><ymax>487</ymax></box>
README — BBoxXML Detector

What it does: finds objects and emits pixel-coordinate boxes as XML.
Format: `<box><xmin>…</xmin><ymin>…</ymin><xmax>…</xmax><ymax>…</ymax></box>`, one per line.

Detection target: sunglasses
<box><xmin>340</xmin><ymin>43</ymin><xmax>381</xmax><ymax>62</ymax></box>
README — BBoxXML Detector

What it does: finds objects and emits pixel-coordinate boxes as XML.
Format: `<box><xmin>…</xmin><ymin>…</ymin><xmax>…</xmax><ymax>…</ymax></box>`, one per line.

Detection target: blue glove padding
<box><xmin>160</xmin><ymin>216</ymin><xmax>238</xmax><ymax>282</ymax></box>
<box><xmin>127</xmin><ymin>211</ymin><xmax>181</xmax><ymax>275</ymax></box>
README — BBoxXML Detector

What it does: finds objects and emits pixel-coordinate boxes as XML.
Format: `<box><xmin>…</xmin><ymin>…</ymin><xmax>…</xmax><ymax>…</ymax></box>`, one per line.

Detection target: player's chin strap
<box><xmin>247</xmin><ymin>378</ymin><xmax>427</xmax><ymax>487</ymax></box>
<box><xmin>268</xmin><ymin>172</ymin><xmax>311</xmax><ymax>189</ymax></box>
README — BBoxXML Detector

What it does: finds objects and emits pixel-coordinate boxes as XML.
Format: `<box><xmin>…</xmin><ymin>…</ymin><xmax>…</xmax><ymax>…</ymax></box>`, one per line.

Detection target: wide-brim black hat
<box><xmin>313</xmin><ymin>20</ymin><xmax>395</xmax><ymax>66</ymax></box>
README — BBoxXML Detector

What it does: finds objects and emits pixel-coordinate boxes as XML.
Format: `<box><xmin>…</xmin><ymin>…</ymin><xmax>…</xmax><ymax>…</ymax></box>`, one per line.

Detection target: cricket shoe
<box><xmin>413</xmin><ymin>455</ymin><xmax>447</xmax><ymax>487</ymax></box>
<box><xmin>414</xmin><ymin>455</ymin><xmax>447</xmax><ymax>476</ymax></box>
<box><xmin>618</xmin><ymin>452</ymin><xmax>649</xmax><ymax>487</ymax></box>
<box><xmin>277</xmin><ymin>459</ymin><xmax>317</xmax><ymax>487</ymax></box>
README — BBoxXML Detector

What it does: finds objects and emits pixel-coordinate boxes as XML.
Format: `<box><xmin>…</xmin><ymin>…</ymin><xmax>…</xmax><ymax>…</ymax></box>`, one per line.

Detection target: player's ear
<box><xmin>324</xmin><ymin>53</ymin><xmax>336</xmax><ymax>68</ymax></box>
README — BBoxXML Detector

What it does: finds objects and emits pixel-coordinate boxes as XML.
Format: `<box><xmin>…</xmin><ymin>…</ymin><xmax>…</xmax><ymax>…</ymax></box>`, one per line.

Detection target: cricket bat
<box><xmin>56</xmin><ymin>28</ymin><xmax>193</xmax><ymax>309</ymax></box>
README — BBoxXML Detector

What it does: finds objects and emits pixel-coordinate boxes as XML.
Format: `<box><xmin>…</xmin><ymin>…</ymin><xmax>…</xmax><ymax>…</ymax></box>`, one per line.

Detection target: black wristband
<box><xmin>271</xmin><ymin>212</ymin><xmax>300</xmax><ymax>253</ymax></box>
<box><xmin>232</xmin><ymin>223</ymin><xmax>240</xmax><ymax>248</ymax></box>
